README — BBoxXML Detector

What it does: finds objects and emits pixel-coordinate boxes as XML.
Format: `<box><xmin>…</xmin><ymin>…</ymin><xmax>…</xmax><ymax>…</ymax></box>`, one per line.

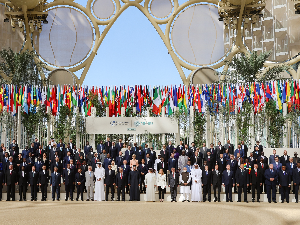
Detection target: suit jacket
<box><xmin>29</xmin><ymin>171</ymin><xmax>39</xmax><ymax>186</ymax></box>
<box><xmin>18</xmin><ymin>171</ymin><xmax>28</xmax><ymax>186</ymax></box>
<box><xmin>278</xmin><ymin>170</ymin><xmax>291</xmax><ymax>187</ymax></box>
<box><xmin>191</xmin><ymin>155</ymin><xmax>202</xmax><ymax>167</ymax></box>
<box><xmin>96</xmin><ymin>144</ymin><xmax>105</xmax><ymax>154</ymax></box>
<box><xmin>286</xmin><ymin>162</ymin><xmax>296</xmax><ymax>178</ymax></box>
<box><xmin>109</xmin><ymin>146</ymin><xmax>118</xmax><ymax>160</ymax></box>
<box><xmin>264</xmin><ymin>169</ymin><xmax>278</xmax><ymax>186</ymax></box>
<box><xmin>51</xmin><ymin>162</ymin><xmax>63</xmax><ymax>174</ymax></box>
<box><xmin>226</xmin><ymin>160</ymin><xmax>238</xmax><ymax>173</ymax></box>
<box><xmin>120</xmin><ymin>164</ymin><xmax>130</xmax><ymax>177</ymax></box>
<box><xmin>39</xmin><ymin>170</ymin><xmax>49</xmax><ymax>185</ymax></box>
<box><xmin>212</xmin><ymin>170</ymin><xmax>222</xmax><ymax>186</ymax></box>
<box><xmin>273</xmin><ymin>162</ymin><xmax>282</xmax><ymax>171</ymax></box>
<box><xmin>147</xmin><ymin>150</ymin><xmax>156</xmax><ymax>163</ymax></box>
<box><xmin>204</xmin><ymin>156</ymin><xmax>214</xmax><ymax>171</ymax></box>
<box><xmin>250</xmin><ymin>169</ymin><xmax>262</xmax><ymax>185</ymax></box>
<box><xmin>105</xmin><ymin>169</ymin><xmax>115</xmax><ymax>186</ymax></box>
<box><xmin>176</xmin><ymin>145</ymin><xmax>184</xmax><ymax>155</ymax></box>
<box><xmin>105</xmin><ymin>141</ymin><xmax>112</xmax><ymax>152</ymax></box>
<box><xmin>145</xmin><ymin>158</ymin><xmax>153</xmax><ymax>169</ymax></box>
<box><xmin>157</xmin><ymin>161</ymin><xmax>168</xmax><ymax>175</ymax></box>
<box><xmin>168</xmin><ymin>172</ymin><xmax>179</xmax><ymax>187</ymax></box>
<box><xmin>269</xmin><ymin>154</ymin><xmax>279</xmax><ymax>164</ymax></box>
<box><xmin>80</xmin><ymin>164</ymin><xmax>88</xmax><ymax>173</ymax></box>
<box><xmin>166</xmin><ymin>145</ymin><xmax>174</xmax><ymax>156</ymax></box>
<box><xmin>280</xmin><ymin>155</ymin><xmax>290</xmax><ymax>166</ymax></box>
<box><xmin>259</xmin><ymin>156</ymin><xmax>268</xmax><ymax>164</ymax></box>
<box><xmin>22</xmin><ymin>149</ymin><xmax>30</xmax><ymax>159</ymax></box>
<box><xmin>124</xmin><ymin>150</ymin><xmax>133</xmax><ymax>164</ymax></box>
<box><xmin>216</xmin><ymin>158</ymin><xmax>227</xmax><ymax>172</ymax></box>
<box><xmin>241</xmin><ymin>144</ymin><xmax>248</xmax><ymax>157</ymax></box>
<box><xmin>234</xmin><ymin>149</ymin><xmax>244</xmax><ymax>158</ymax></box>
<box><xmin>75</xmin><ymin>173</ymin><xmax>85</xmax><ymax>186</ymax></box>
<box><xmin>253</xmin><ymin>144</ymin><xmax>263</xmax><ymax>153</ymax></box>
<box><xmin>202</xmin><ymin>170</ymin><xmax>212</xmax><ymax>185</ymax></box>
<box><xmin>116</xmin><ymin>156</ymin><xmax>124</xmax><ymax>168</ymax></box>
<box><xmin>85</xmin><ymin>171</ymin><xmax>94</xmax><ymax>186</ymax></box>
<box><xmin>222</xmin><ymin>170</ymin><xmax>235</xmax><ymax>185</ymax></box>
<box><xmin>293</xmin><ymin>168</ymin><xmax>300</xmax><ymax>184</ymax></box>
<box><xmin>224</xmin><ymin>143</ymin><xmax>234</xmax><ymax>155</ymax></box>
<box><xmin>168</xmin><ymin>158</ymin><xmax>178</xmax><ymax>171</ymax></box>
<box><xmin>116</xmin><ymin>172</ymin><xmax>127</xmax><ymax>188</ymax></box>
<box><xmin>258</xmin><ymin>162</ymin><xmax>268</xmax><ymax>175</ymax></box>
<box><xmin>115</xmin><ymin>142</ymin><xmax>124</xmax><ymax>155</ymax></box>
<box><xmin>235</xmin><ymin>168</ymin><xmax>249</xmax><ymax>186</ymax></box>
<box><xmin>160</xmin><ymin>149</ymin><xmax>169</xmax><ymax>161</ymax></box>
<box><xmin>84</xmin><ymin>145</ymin><xmax>92</xmax><ymax>156</ymax></box>
<box><xmin>35</xmin><ymin>148</ymin><xmax>45</xmax><ymax>159</ymax></box>
<box><xmin>50</xmin><ymin>172</ymin><xmax>61</xmax><ymax>186</ymax></box>
<box><xmin>206</xmin><ymin>148</ymin><xmax>217</xmax><ymax>161</ymax></box>
<box><xmin>63</xmin><ymin>169</ymin><xmax>74</xmax><ymax>185</ymax></box>
<box><xmin>135</xmin><ymin>150</ymin><xmax>145</xmax><ymax>164</ymax></box>
<box><xmin>74</xmin><ymin>152</ymin><xmax>84</xmax><ymax>162</ymax></box>
<box><xmin>5</xmin><ymin>170</ymin><xmax>17</xmax><ymax>185</ymax></box>
<box><xmin>188</xmin><ymin>147</ymin><xmax>197</xmax><ymax>158</ymax></box>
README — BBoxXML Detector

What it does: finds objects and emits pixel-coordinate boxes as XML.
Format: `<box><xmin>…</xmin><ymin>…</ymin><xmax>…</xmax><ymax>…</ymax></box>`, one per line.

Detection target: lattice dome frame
<box><xmin>1</xmin><ymin>0</ymin><xmax>300</xmax><ymax>85</ymax></box>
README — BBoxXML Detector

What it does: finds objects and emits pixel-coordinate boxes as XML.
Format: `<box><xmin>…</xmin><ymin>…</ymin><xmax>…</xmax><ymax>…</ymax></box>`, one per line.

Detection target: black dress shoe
<box><xmin>57</xmin><ymin>199</ymin><xmax>60</xmax><ymax>201</ymax></box>
<box><xmin>65</xmin><ymin>199</ymin><xmax>68</xmax><ymax>201</ymax></box>
<box><xmin>86</xmin><ymin>199</ymin><xmax>89</xmax><ymax>201</ymax></box>
<box><xmin>268</xmin><ymin>201</ymin><xmax>271</xmax><ymax>203</ymax></box>
<box><xmin>295</xmin><ymin>201</ymin><xmax>298</xmax><ymax>203</ymax></box>
<box><xmin>171</xmin><ymin>200</ymin><xmax>174</xmax><ymax>202</ymax></box>
<box><xmin>187</xmin><ymin>200</ymin><xmax>190</xmax><ymax>202</ymax></box>
<box><xmin>237</xmin><ymin>200</ymin><xmax>241</xmax><ymax>202</ymax></box>
<box><xmin>218</xmin><ymin>200</ymin><xmax>221</xmax><ymax>202</ymax></box>
<box><xmin>281</xmin><ymin>201</ymin><xmax>284</xmax><ymax>203</ymax></box>
<box><xmin>71</xmin><ymin>199</ymin><xmax>73</xmax><ymax>201</ymax></box>
<box><xmin>6</xmin><ymin>200</ymin><xmax>10</xmax><ymax>201</ymax></box>
<box><xmin>52</xmin><ymin>199</ymin><xmax>55</xmax><ymax>201</ymax></box>
<box><xmin>19</xmin><ymin>199</ymin><xmax>22</xmax><ymax>201</ymax></box>
<box><xmin>91</xmin><ymin>199</ymin><xmax>94</xmax><ymax>201</ymax></box>
<box><xmin>287</xmin><ymin>202</ymin><xmax>289</xmax><ymax>203</ymax></box>
<box><xmin>208</xmin><ymin>200</ymin><xmax>211</xmax><ymax>202</ymax></box>
<box><xmin>24</xmin><ymin>199</ymin><xmax>26</xmax><ymax>201</ymax></box>
<box><xmin>273</xmin><ymin>201</ymin><xmax>277</xmax><ymax>203</ymax></box>
<box><xmin>226</xmin><ymin>200</ymin><xmax>229</xmax><ymax>202</ymax></box>
<box><xmin>214</xmin><ymin>199</ymin><xmax>217</xmax><ymax>202</ymax></box>
<box><xmin>76</xmin><ymin>198</ymin><xmax>78</xmax><ymax>201</ymax></box>
<box><xmin>252</xmin><ymin>200</ymin><xmax>255</xmax><ymax>202</ymax></box>
<box><xmin>111</xmin><ymin>199</ymin><xmax>114</xmax><ymax>201</ymax></box>
<box><xmin>31</xmin><ymin>199</ymin><xmax>34</xmax><ymax>201</ymax></box>
<box><xmin>230</xmin><ymin>200</ymin><xmax>233</xmax><ymax>202</ymax></box>
<box><xmin>182</xmin><ymin>200</ymin><xmax>185</xmax><ymax>202</ymax></box>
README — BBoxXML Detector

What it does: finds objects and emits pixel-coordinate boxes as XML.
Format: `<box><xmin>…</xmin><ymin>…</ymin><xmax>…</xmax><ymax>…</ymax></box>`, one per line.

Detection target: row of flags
<box><xmin>0</xmin><ymin>80</ymin><xmax>298</xmax><ymax>116</ymax></box>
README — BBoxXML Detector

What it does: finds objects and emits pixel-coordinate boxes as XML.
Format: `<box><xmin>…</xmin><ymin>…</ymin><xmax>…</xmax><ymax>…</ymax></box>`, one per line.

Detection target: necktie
<box><xmin>255</xmin><ymin>171</ymin><xmax>257</xmax><ymax>177</ymax></box>
<box><xmin>33</xmin><ymin>172</ymin><xmax>34</xmax><ymax>177</ymax></box>
<box><xmin>206</xmin><ymin>171</ymin><xmax>208</xmax><ymax>175</ymax></box>
<box><xmin>22</xmin><ymin>171</ymin><xmax>24</xmax><ymax>177</ymax></box>
<box><xmin>121</xmin><ymin>173</ymin><xmax>122</xmax><ymax>179</ymax></box>
<box><xmin>89</xmin><ymin>172</ymin><xmax>91</xmax><ymax>177</ymax></box>
<box><xmin>262</xmin><ymin>163</ymin><xmax>264</xmax><ymax>168</ymax></box>
<box><xmin>173</xmin><ymin>173</ymin><xmax>175</xmax><ymax>179</ymax></box>
<box><xmin>10</xmin><ymin>171</ymin><xmax>12</xmax><ymax>175</ymax></box>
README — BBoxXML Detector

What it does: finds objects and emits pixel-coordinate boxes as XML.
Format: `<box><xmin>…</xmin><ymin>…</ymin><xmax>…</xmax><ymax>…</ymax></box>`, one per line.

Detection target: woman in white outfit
<box><xmin>156</xmin><ymin>169</ymin><xmax>167</xmax><ymax>202</ymax></box>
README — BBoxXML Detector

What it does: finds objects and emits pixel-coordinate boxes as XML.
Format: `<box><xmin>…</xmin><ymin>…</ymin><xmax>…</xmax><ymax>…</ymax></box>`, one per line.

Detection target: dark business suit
<box><xmin>109</xmin><ymin>146</ymin><xmax>117</xmax><ymax>161</ymax></box>
<box><xmin>216</xmin><ymin>158</ymin><xmax>226</xmax><ymax>173</ymax></box>
<box><xmin>39</xmin><ymin>170</ymin><xmax>49</xmax><ymax>201</ymax></box>
<box><xmin>157</xmin><ymin>161</ymin><xmax>168</xmax><ymax>175</ymax></box>
<box><xmin>145</xmin><ymin>158</ymin><xmax>153</xmax><ymax>170</ymax></box>
<box><xmin>264</xmin><ymin>169</ymin><xmax>278</xmax><ymax>202</ymax></box>
<box><xmin>138</xmin><ymin>164</ymin><xmax>148</xmax><ymax>193</ymax></box>
<box><xmin>50</xmin><ymin>172</ymin><xmax>61</xmax><ymax>200</ymax></box>
<box><xmin>168</xmin><ymin>158</ymin><xmax>178</xmax><ymax>172</ymax></box>
<box><xmin>168</xmin><ymin>172</ymin><xmax>179</xmax><ymax>201</ymax></box>
<box><xmin>6</xmin><ymin>170</ymin><xmax>17</xmax><ymax>201</ymax></box>
<box><xmin>105</xmin><ymin>169</ymin><xmax>115</xmax><ymax>201</ymax></box>
<box><xmin>222</xmin><ymin>170</ymin><xmax>234</xmax><ymax>201</ymax></box>
<box><xmin>120</xmin><ymin>164</ymin><xmax>130</xmax><ymax>194</ymax></box>
<box><xmin>29</xmin><ymin>171</ymin><xmax>38</xmax><ymax>200</ymax></box>
<box><xmin>116</xmin><ymin>156</ymin><xmax>124</xmax><ymax>168</ymax></box>
<box><xmin>160</xmin><ymin>149</ymin><xmax>169</xmax><ymax>162</ymax></box>
<box><xmin>250</xmin><ymin>169</ymin><xmax>262</xmax><ymax>201</ymax></box>
<box><xmin>212</xmin><ymin>169</ymin><xmax>222</xmax><ymax>201</ymax></box>
<box><xmin>105</xmin><ymin>141</ymin><xmax>112</xmax><ymax>153</ymax></box>
<box><xmin>115</xmin><ymin>142</ymin><xmax>123</xmax><ymax>155</ymax></box>
<box><xmin>280</xmin><ymin>155</ymin><xmax>290</xmax><ymax>166</ymax></box>
<box><xmin>0</xmin><ymin>171</ymin><xmax>3</xmax><ymax>200</ymax></box>
<box><xmin>191</xmin><ymin>155</ymin><xmax>202</xmax><ymax>167</ymax></box>
<box><xmin>116</xmin><ymin>172</ymin><xmax>127</xmax><ymax>201</ymax></box>
<box><xmin>63</xmin><ymin>169</ymin><xmax>74</xmax><ymax>200</ymax></box>
<box><xmin>235</xmin><ymin>168</ymin><xmax>249</xmax><ymax>202</ymax></box>
<box><xmin>278</xmin><ymin>170</ymin><xmax>291</xmax><ymax>203</ymax></box>
<box><xmin>202</xmin><ymin>170</ymin><xmax>212</xmax><ymax>202</ymax></box>
<box><xmin>18</xmin><ymin>171</ymin><xmax>28</xmax><ymax>200</ymax></box>
<box><xmin>75</xmin><ymin>172</ymin><xmax>85</xmax><ymax>200</ymax></box>
<box><xmin>293</xmin><ymin>167</ymin><xmax>300</xmax><ymax>202</ymax></box>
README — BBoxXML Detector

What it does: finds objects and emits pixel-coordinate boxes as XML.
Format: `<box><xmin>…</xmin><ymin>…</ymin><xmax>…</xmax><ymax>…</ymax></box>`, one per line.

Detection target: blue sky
<box><xmin>74</xmin><ymin>0</ymin><xmax>189</xmax><ymax>86</ymax></box>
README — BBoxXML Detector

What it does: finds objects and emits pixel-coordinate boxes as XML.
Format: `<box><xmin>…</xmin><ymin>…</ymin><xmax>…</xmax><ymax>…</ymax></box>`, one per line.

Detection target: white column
<box><xmin>47</xmin><ymin>106</ymin><xmax>50</xmax><ymax>144</ymax></box>
<box><xmin>250</xmin><ymin>109</ymin><xmax>255</xmax><ymax>147</ymax></box>
<box><xmin>282</xmin><ymin>103</ymin><xmax>288</xmax><ymax>147</ymax></box>
<box><xmin>89</xmin><ymin>107</ymin><xmax>96</xmax><ymax>150</ymax></box>
<box><xmin>161</xmin><ymin>107</ymin><xmax>165</xmax><ymax>145</ymax></box>
<box><xmin>175</xmin><ymin>107</ymin><xmax>180</xmax><ymax>145</ymax></box>
<box><xmin>1</xmin><ymin>106</ymin><xmax>7</xmax><ymax>146</ymax></box>
<box><xmin>75</xmin><ymin>108</ymin><xmax>80</xmax><ymax>149</ymax></box>
<box><xmin>17</xmin><ymin>106</ymin><xmax>21</xmax><ymax>148</ymax></box>
<box><xmin>189</xmin><ymin>106</ymin><xmax>194</xmax><ymax>144</ymax></box>
<box><xmin>206</xmin><ymin>113</ymin><xmax>210</xmax><ymax>145</ymax></box>
<box><xmin>234</xmin><ymin>104</ymin><xmax>238</xmax><ymax>148</ymax></box>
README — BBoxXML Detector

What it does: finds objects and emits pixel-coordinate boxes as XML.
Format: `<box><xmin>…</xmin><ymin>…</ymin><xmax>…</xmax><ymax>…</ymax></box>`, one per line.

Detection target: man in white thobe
<box><xmin>94</xmin><ymin>162</ymin><xmax>105</xmax><ymax>201</ymax></box>
<box><xmin>191</xmin><ymin>164</ymin><xmax>202</xmax><ymax>202</ymax></box>
<box><xmin>145</xmin><ymin>168</ymin><xmax>156</xmax><ymax>201</ymax></box>
<box><xmin>180</xmin><ymin>167</ymin><xmax>191</xmax><ymax>202</ymax></box>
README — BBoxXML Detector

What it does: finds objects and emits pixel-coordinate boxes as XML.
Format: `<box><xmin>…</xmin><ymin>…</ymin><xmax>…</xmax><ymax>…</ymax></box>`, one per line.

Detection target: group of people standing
<box><xmin>0</xmin><ymin>138</ymin><xmax>300</xmax><ymax>203</ymax></box>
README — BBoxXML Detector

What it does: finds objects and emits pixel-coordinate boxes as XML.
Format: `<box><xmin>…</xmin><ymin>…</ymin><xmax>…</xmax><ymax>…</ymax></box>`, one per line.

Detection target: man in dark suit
<box><xmin>18</xmin><ymin>166</ymin><xmax>28</xmax><ymax>201</ymax></box>
<box><xmin>136</xmin><ymin>147</ymin><xmax>145</xmax><ymax>164</ymax></box>
<box><xmin>115</xmin><ymin>139</ymin><xmax>124</xmax><ymax>155</ymax></box>
<box><xmin>176</xmin><ymin>141</ymin><xmax>184</xmax><ymax>156</ymax></box>
<box><xmin>191</xmin><ymin>151</ymin><xmax>202</xmax><ymax>167</ymax></box>
<box><xmin>116</xmin><ymin>151</ymin><xmax>124</xmax><ymax>168</ymax></box>
<box><xmin>166</xmin><ymin>141</ymin><xmax>174</xmax><ymax>157</ymax></box>
<box><xmin>253</xmin><ymin>141</ymin><xmax>263</xmax><ymax>153</ymax></box>
<box><xmin>273</xmin><ymin>157</ymin><xmax>282</xmax><ymax>172</ymax></box>
<box><xmin>222</xmin><ymin>164</ymin><xmax>235</xmax><ymax>202</ymax></box>
<box><xmin>39</xmin><ymin>165</ymin><xmax>49</xmax><ymax>201</ymax></box>
<box><xmin>28</xmin><ymin>143</ymin><xmax>36</xmax><ymax>160</ymax></box>
<box><xmin>84</xmin><ymin>141</ymin><xmax>92</xmax><ymax>158</ymax></box>
<box><xmin>293</xmin><ymin>162</ymin><xmax>300</xmax><ymax>202</ymax></box>
<box><xmin>217</xmin><ymin>153</ymin><xmax>227</xmax><ymax>173</ymax></box>
<box><xmin>147</xmin><ymin>147</ymin><xmax>156</xmax><ymax>163</ymax></box>
<box><xmin>202</xmin><ymin>165</ymin><xmax>212</xmax><ymax>202</ymax></box>
<box><xmin>206</xmin><ymin>143</ymin><xmax>217</xmax><ymax>162</ymax></box>
<box><xmin>22</xmin><ymin>146</ymin><xmax>30</xmax><ymax>159</ymax></box>
<box><xmin>96</xmin><ymin>140</ymin><xmax>105</xmax><ymax>155</ymax></box>
<box><xmin>145</xmin><ymin>153</ymin><xmax>153</xmax><ymax>170</ymax></box>
<box><xmin>0</xmin><ymin>170</ymin><xmax>4</xmax><ymax>201</ymax></box>
<box><xmin>278</xmin><ymin>165</ymin><xmax>291</xmax><ymax>203</ymax></box>
<box><xmin>168</xmin><ymin>153</ymin><xmax>178</xmax><ymax>172</ymax></box>
<box><xmin>215</xmin><ymin>141</ymin><xmax>224</xmax><ymax>157</ymax></box>
<box><xmin>74</xmin><ymin>148</ymin><xmax>84</xmax><ymax>163</ymax></box>
<box><xmin>132</xmin><ymin>143</ymin><xmax>139</xmax><ymax>153</ymax></box>
<box><xmin>234</xmin><ymin>144</ymin><xmax>244</xmax><ymax>159</ymax></box>
<box><xmin>160</xmin><ymin>145</ymin><xmax>169</xmax><ymax>163</ymax></box>
<box><xmin>240</xmin><ymin>141</ymin><xmax>248</xmax><ymax>159</ymax></box>
<box><xmin>35</xmin><ymin>145</ymin><xmax>45</xmax><ymax>159</ymax></box>
<box><xmin>5</xmin><ymin>164</ymin><xmax>17</xmax><ymax>201</ymax></box>
<box><xmin>168</xmin><ymin>167</ymin><xmax>179</xmax><ymax>202</ymax></box>
<box><xmin>124</xmin><ymin>146</ymin><xmax>134</xmax><ymax>165</ymax></box>
<box><xmin>286</xmin><ymin>158</ymin><xmax>296</xmax><ymax>194</ymax></box>
<box><xmin>224</xmin><ymin>139</ymin><xmax>234</xmax><ymax>155</ymax></box>
<box><xmin>205</xmin><ymin>151</ymin><xmax>214</xmax><ymax>171</ymax></box>
<box><xmin>235</xmin><ymin>164</ymin><xmax>249</xmax><ymax>202</ymax></box>
<box><xmin>250</xmin><ymin>164</ymin><xmax>262</xmax><ymax>202</ymax></box>
<box><xmin>29</xmin><ymin>166</ymin><xmax>38</xmax><ymax>201</ymax></box>
<box><xmin>50</xmin><ymin>166</ymin><xmax>61</xmax><ymax>201</ymax></box>
<box><xmin>116</xmin><ymin>167</ymin><xmax>127</xmax><ymax>201</ymax></box>
<box><xmin>56</xmin><ymin>139</ymin><xmax>65</xmax><ymax>152</ymax></box>
<box><xmin>105</xmin><ymin>137</ymin><xmax>112</xmax><ymax>153</ymax></box>
<box><xmin>157</xmin><ymin>157</ymin><xmax>168</xmax><ymax>175</ymax></box>
<box><xmin>227</xmin><ymin>154</ymin><xmax>238</xmax><ymax>192</ymax></box>
<box><xmin>138</xmin><ymin>159</ymin><xmax>148</xmax><ymax>193</ymax></box>
<box><xmin>10</xmin><ymin>146</ymin><xmax>18</xmax><ymax>161</ymax></box>
<box><xmin>109</xmin><ymin>142</ymin><xmax>117</xmax><ymax>161</ymax></box>
<box><xmin>260</xmin><ymin>152</ymin><xmax>268</xmax><ymax>164</ymax></box>
<box><xmin>269</xmin><ymin>149</ymin><xmax>279</xmax><ymax>165</ymax></box>
<box><xmin>258</xmin><ymin>158</ymin><xmax>267</xmax><ymax>194</ymax></box>
<box><xmin>105</xmin><ymin>164</ymin><xmax>115</xmax><ymax>201</ymax></box>
<box><xmin>280</xmin><ymin>150</ymin><xmax>290</xmax><ymax>166</ymax></box>
<box><xmin>75</xmin><ymin>168</ymin><xmax>85</xmax><ymax>201</ymax></box>
<box><xmin>253</xmin><ymin>146</ymin><xmax>261</xmax><ymax>161</ymax></box>
<box><xmin>45</xmin><ymin>141</ymin><xmax>52</xmax><ymax>161</ymax></box>
<box><xmin>9</xmin><ymin>139</ymin><xmax>19</xmax><ymax>154</ymax></box>
<box><xmin>63</xmin><ymin>164</ymin><xmax>74</xmax><ymax>201</ymax></box>
<box><xmin>212</xmin><ymin>164</ymin><xmax>222</xmax><ymax>202</ymax></box>
<box><xmin>188</xmin><ymin>142</ymin><xmax>196</xmax><ymax>159</ymax></box>
<box><xmin>120</xmin><ymin>160</ymin><xmax>130</xmax><ymax>194</ymax></box>
<box><xmin>52</xmin><ymin>156</ymin><xmax>63</xmax><ymax>173</ymax></box>
<box><xmin>264</xmin><ymin>164</ymin><xmax>278</xmax><ymax>203</ymax></box>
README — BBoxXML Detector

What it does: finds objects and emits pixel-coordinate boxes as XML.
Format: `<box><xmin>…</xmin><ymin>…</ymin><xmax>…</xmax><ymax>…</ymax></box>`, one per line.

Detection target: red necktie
<box><xmin>262</xmin><ymin>164</ymin><xmax>264</xmax><ymax>168</ymax></box>
<box><xmin>95</xmin><ymin>159</ymin><xmax>96</xmax><ymax>163</ymax></box>
<box><xmin>40</xmin><ymin>150</ymin><xmax>41</xmax><ymax>154</ymax></box>
<box><xmin>255</xmin><ymin>171</ymin><xmax>257</xmax><ymax>177</ymax></box>
<box><xmin>10</xmin><ymin>171</ymin><xmax>12</xmax><ymax>175</ymax></box>
<box><xmin>121</xmin><ymin>173</ymin><xmax>122</xmax><ymax>179</ymax></box>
